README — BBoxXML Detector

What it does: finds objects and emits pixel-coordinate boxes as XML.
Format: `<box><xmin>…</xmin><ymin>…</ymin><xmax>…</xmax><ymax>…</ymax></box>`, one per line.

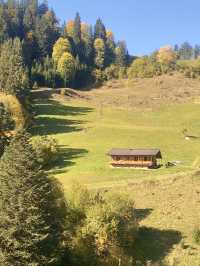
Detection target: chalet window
<box><xmin>144</xmin><ymin>156</ymin><xmax>148</xmax><ymax>161</ymax></box>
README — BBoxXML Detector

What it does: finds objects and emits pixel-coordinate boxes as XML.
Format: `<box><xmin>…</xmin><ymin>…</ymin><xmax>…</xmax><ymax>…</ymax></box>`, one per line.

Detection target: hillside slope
<box><xmin>33</xmin><ymin>74</ymin><xmax>200</xmax><ymax>265</ymax></box>
<box><xmin>82</xmin><ymin>73</ymin><xmax>200</xmax><ymax>110</ymax></box>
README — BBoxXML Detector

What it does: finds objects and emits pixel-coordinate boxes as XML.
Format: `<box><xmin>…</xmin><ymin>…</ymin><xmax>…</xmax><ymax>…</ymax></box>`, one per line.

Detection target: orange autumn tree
<box><xmin>157</xmin><ymin>45</ymin><xmax>177</xmax><ymax>66</ymax></box>
<box><xmin>66</xmin><ymin>20</ymin><xmax>75</xmax><ymax>39</ymax></box>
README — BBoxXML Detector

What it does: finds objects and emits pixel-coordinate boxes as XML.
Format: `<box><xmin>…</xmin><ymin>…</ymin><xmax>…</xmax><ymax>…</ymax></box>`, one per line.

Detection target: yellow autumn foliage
<box><xmin>57</xmin><ymin>52</ymin><xmax>76</xmax><ymax>84</ymax></box>
<box><xmin>52</xmin><ymin>37</ymin><xmax>72</xmax><ymax>65</ymax></box>
<box><xmin>0</xmin><ymin>93</ymin><xmax>26</xmax><ymax>135</ymax></box>
<box><xmin>81</xmin><ymin>22</ymin><xmax>91</xmax><ymax>40</ymax></box>
<box><xmin>94</xmin><ymin>38</ymin><xmax>105</xmax><ymax>69</ymax></box>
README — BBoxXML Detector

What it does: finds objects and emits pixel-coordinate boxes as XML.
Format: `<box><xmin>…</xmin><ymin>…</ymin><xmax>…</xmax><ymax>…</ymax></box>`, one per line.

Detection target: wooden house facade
<box><xmin>108</xmin><ymin>149</ymin><xmax>162</xmax><ymax>168</ymax></box>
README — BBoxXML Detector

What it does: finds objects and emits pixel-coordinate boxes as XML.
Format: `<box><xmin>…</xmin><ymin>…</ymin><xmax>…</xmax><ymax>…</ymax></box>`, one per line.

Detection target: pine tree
<box><xmin>36</xmin><ymin>10</ymin><xmax>60</xmax><ymax>57</ymax></box>
<box><xmin>74</xmin><ymin>12</ymin><xmax>81</xmax><ymax>45</ymax></box>
<box><xmin>0</xmin><ymin>132</ymin><xmax>67</xmax><ymax>265</ymax></box>
<box><xmin>81</xmin><ymin>23</ymin><xmax>93</xmax><ymax>65</ymax></box>
<box><xmin>94</xmin><ymin>18</ymin><xmax>106</xmax><ymax>41</ymax></box>
<box><xmin>179</xmin><ymin>42</ymin><xmax>193</xmax><ymax>60</ymax></box>
<box><xmin>105</xmin><ymin>30</ymin><xmax>115</xmax><ymax>66</ymax></box>
<box><xmin>0</xmin><ymin>38</ymin><xmax>29</xmax><ymax>96</ymax></box>
<box><xmin>23</xmin><ymin>0</ymin><xmax>38</xmax><ymax>33</ymax></box>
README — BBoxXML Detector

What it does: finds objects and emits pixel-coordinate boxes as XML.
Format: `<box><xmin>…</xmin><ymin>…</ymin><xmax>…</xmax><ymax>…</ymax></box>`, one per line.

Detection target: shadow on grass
<box><xmin>135</xmin><ymin>208</ymin><xmax>153</xmax><ymax>222</ymax></box>
<box><xmin>31</xmin><ymin>100</ymin><xmax>93</xmax><ymax>136</ymax></box>
<box><xmin>32</xmin><ymin>117</ymin><xmax>84</xmax><ymax>135</ymax></box>
<box><xmin>50</xmin><ymin>146</ymin><xmax>89</xmax><ymax>175</ymax></box>
<box><xmin>133</xmin><ymin>226</ymin><xmax>182</xmax><ymax>263</ymax></box>
<box><xmin>33</xmin><ymin>99</ymin><xmax>93</xmax><ymax>116</ymax></box>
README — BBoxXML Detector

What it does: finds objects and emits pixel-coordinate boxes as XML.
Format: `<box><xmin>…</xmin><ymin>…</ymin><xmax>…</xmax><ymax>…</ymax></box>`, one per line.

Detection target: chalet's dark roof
<box><xmin>108</xmin><ymin>149</ymin><xmax>162</xmax><ymax>158</ymax></box>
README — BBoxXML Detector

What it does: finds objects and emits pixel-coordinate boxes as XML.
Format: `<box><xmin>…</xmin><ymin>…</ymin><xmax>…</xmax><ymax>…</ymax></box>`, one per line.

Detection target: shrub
<box><xmin>193</xmin><ymin>227</ymin><xmax>200</xmax><ymax>245</ymax></box>
<box><xmin>105</xmin><ymin>64</ymin><xmax>119</xmax><ymax>80</ymax></box>
<box><xmin>92</xmin><ymin>68</ymin><xmax>106</xmax><ymax>85</ymax></box>
<box><xmin>66</xmin><ymin>182</ymin><xmax>138</xmax><ymax>266</ymax></box>
<box><xmin>32</xmin><ymin>136</ymin><xmax>60</xmax><ymax>168</ymax></box>
<box><xmin>128</xmin><ymin>56</ymin><xmax>161</xmax><ymax>78</ymax></box>
<box><xmin>176</xmin><ymin>59</ymin><xmax>200</xmax><ymax>78</ymax></box>
<box><xmin>0</xmin><ymin>93</ymin><xmax>27</xmax><ymax>132</ymax></box>
<box><xmin>118</xmin><ymin>67</ymin><xmax>127</xmax><ymax>79</ymax></box>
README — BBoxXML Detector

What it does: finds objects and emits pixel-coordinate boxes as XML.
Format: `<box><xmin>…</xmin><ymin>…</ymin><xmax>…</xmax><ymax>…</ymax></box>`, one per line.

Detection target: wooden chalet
<box><xmin>108</xmin><ymin>148</ymin><xmax>162</xmax><ymax>168</ymax></box>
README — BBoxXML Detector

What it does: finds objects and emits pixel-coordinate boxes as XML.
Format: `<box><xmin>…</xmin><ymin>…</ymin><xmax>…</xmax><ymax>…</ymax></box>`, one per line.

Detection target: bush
<box><xmin>193</xmin><ymin>227</ymin><xmax>200</xmax><ymax>245</ymax></box>
<box><xmin>118</xmin><ymin>67</ymin><xmax>127</xmax><ymax>79</ymax></box>
<box><xmin>32</xmin><ymin>136</ymin><xmax>60</xmax><ymax>168</ymax></box>
<box><xmin>105</xmin><ymin>64</ymin><xmax>119</xmax><ymax>80</ymax></box>
<box><xmin>128</xmin><ymin>56</ymin><xmax>161</xmax><ymax>78</ymax></box>
<box><xmin>92</xmin><ymin>68</ymin><xmax>106</xmax><ymax>86</ymax></box>
<box><xmin>66</xmin><ymin>181</ymin><xmax>138</xmax><ymax>266</ymax></box>
<box><xmin>176</xmin><ymin>59</ymin><xmax>200</xmax><ymax>78</ymax></box>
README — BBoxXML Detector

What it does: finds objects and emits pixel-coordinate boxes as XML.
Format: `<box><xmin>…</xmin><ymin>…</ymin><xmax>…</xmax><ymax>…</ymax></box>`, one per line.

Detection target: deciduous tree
<box><xmin>94</xmin><ymin>38</ymin><xmax>105</xmax><ymax>69</ymax></box>
<box><xmin>157</xmin><ymin>46</ymin><xmax>177</xmax><ymax>70</ymax></box>
<box><xmin>115</xmin><ymin>41</ymin><xmax>128</xmax><ymax>67</ymax></box>
<box><xmin>52</xmin><ymin>37</ymin><xmax>72</xmax><ymax>65</ymax></box>
<box><xmin>57</xmin><ymin>52</ymin><xmax>76</xmax><ymax>86</ymax></box>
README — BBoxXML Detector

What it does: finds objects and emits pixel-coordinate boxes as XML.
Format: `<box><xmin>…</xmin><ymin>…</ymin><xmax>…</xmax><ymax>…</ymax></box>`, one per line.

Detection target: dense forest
<box><xmin>1</xmin><ymin>0</ymin><xmax>200</xmax><ymax>92</ymax></box>
<box><xmin>0</xmin><ymin>1</ymin><xmax>200</xmax><ymax>265</ymax></box>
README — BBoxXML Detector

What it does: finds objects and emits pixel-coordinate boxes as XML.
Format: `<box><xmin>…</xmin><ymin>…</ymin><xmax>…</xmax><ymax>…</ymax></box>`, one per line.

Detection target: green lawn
<box><xmin>33</xmin><ymin>96</ymin><xmax>200</xmax><ymax>190</ymax></box>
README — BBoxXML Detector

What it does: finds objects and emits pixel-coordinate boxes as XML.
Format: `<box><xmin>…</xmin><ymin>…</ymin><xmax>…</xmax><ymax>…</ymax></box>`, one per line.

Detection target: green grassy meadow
<box><xmin>32</xmin><ymin>84</ymin><xmax>200</xmax><ymax>265</ymax></box>
<box><xmin>33</xmin><ymin>95</ymin><xmax>200</xmax><ymax>190</ymax></box>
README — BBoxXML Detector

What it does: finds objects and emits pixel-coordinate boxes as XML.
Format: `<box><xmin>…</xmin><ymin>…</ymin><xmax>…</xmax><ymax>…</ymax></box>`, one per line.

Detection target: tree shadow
<box><xmin>32</xmin><ymin>117</ymin><xmax>84</xmax><ymax>135</ymax></box>
<box><xmin>33</xmin><ymin>100</ymin><xmax>93</xmax><ymax>117</ymax></box>
<box><xmin>135</xmin><ymin>208</ymin><xmax>153</xmax><ymax>222</ymax></box>
<box><xmin>49</xmin><ymin>146</ymin><xmax>89</xmax><ymax>175</ymax></box>
<box><xmin>133</xmin><ymin>226</ymin><xmax>182</xmax><ymax>263</ymax></box>
<box><xmin>31</xmin><ymin>100</ymin><xmax>93</xmax><ymax>135</ymax></box>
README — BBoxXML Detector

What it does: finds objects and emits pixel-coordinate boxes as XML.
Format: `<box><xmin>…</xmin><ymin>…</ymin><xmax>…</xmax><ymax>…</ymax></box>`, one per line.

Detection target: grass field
<box><xmin>32</xmin><ymin>76</ymin><xmax>200</xmax><ymax>265</ymax></box>
<box><xmin>33</xmin><ymin>95</ymin><xmax>200</xmax><ymax>190</ymax></box>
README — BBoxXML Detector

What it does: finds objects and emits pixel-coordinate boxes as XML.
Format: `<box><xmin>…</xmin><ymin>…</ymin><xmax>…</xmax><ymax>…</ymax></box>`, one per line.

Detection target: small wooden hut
<box><xmin>108</xmin><ymin>148</ymin><xmax>162</xmax><ymax>168</ymax></box>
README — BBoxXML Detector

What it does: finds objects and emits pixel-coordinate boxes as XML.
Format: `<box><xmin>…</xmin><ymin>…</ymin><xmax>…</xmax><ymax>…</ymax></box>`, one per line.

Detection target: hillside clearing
<box><xmin>32</xmin><ymin>76</ymin><xmax>200</xmax><ymax>265</ymax></box>
<box><xmin>32</xmin><ymin>83</ymin><xmax>200</xmax><ymax>190</ymax></box>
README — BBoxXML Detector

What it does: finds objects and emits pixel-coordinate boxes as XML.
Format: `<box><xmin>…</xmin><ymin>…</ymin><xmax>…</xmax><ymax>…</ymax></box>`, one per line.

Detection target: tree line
<box><xmin>0</xmin><ymin>0</ymin><xmax>130</xmax><ymax>89</ymax></box>
<box><xmin>1</xmin><ymin>1</ymin><xmax>200</xmax><ymax>91</ymax></box>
